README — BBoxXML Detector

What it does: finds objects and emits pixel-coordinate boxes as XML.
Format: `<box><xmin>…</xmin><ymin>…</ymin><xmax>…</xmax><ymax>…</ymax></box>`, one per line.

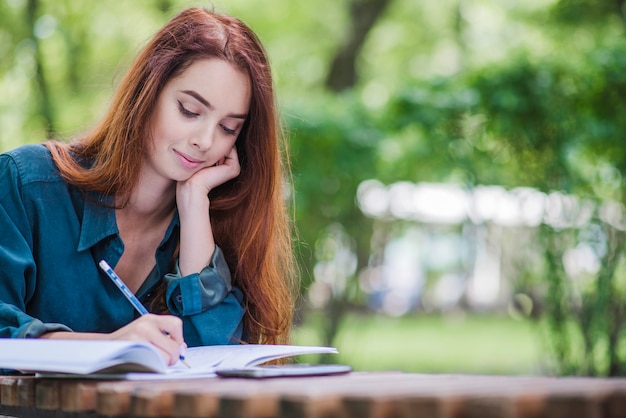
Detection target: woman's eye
<box><xmin>177</xmin><ymin>101</ymin><xmax>199</xmax><ymax>118</ymax></box>
<box><xmin>221</xmin><ymin>125</ymin><xmax>237</xmax><ymax>136</ymax></box>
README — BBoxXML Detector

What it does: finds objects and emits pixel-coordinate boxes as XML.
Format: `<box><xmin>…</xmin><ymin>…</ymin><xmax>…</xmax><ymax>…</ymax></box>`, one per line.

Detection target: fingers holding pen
<box><xmin>112</xmin><ymin>314</ymin><xmax>186</xmax><ymax>366</ymax></box>
<box><xmin>142</xmin><ymin>315</ymin><xmax>186</xmax><ymax>366</ymax></box>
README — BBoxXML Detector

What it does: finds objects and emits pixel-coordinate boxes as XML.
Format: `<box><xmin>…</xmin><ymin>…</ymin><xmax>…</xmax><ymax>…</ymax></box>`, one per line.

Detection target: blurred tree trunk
<box><xmin>617</xmin><ymin>0</ymin><xmax>626</xmax><ymax>32</ymax></box>
<box><xmin>555</xmin><ymin>0</ymin><xmax>626</xmax><ymax>33</ymax></box>
<box><xmin>320</xmin><ymin>228</ymin><xmax>372</xmax><ymax>364</ymax></box>
<box><xmin>26</xmin><ymin>0</ymin><xmax>54</xmax><ymax>137</ymax></box>
<box><xmin>541</xmin><ymin>225</ymin><xmax>576</xmax><ymax>374</ymax></box>
<box><xmin>453</xmin><ymin>0</ymin><xmax>467</xmax><ymax>70</ymax></box>
<box><xmin>325</xmin><ymin>0</ymin><xmax>392</xmax><ymax>92</ymax></box>
<box><xmin>155</xmin><ymin>0</ymin><xmax>174</xmax><ymax>14</ymax></box>
<box><xmin>593</xmin><ymin>224</ymin><xmax>626</xmax><ymax>376</ymax></box>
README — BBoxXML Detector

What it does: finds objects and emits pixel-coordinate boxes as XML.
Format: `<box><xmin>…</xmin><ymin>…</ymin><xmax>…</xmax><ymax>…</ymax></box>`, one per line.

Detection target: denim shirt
<box><xmin>0</xmin><ymin>144</ymin><xmax>245</xmax><ymax>346</ymax></box>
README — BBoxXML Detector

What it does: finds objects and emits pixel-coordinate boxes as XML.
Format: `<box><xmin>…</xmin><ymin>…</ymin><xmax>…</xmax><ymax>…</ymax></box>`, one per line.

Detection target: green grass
<box><xmin>292</xmin><ymin>311</ymin><xmax>546</xmax><ymax>375</ymax></box>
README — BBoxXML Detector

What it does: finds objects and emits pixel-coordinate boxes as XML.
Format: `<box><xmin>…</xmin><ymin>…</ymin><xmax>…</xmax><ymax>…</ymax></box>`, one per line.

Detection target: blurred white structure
<box><xmin>356</xmin><ymin>179</ymin><xmax>601</xmax><ymax>228</ymax></box>
<box><xmin>345</xmin><ymin>179</ymin><xmax>625</xmax><ymax>316</ymax></box>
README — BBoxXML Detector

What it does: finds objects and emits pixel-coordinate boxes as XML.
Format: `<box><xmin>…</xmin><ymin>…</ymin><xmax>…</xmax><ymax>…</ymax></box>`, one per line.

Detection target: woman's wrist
<box><xmin>176</xmin><ymin>183</ymin><xmax>211</xmax><ymax>216</ymax></box>
<box><xmin>178</xmin><ymin>203</ymin><xmax>215</xmax><ymax>275</ymax></box>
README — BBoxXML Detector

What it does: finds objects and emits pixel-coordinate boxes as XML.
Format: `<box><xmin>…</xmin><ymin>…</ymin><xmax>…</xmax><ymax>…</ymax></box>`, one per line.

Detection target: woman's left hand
<box><xmin>176</xmin><ymin>146</ymin><xmax>240</xmax><ymax>204</ymax></box>
<box><xmin>175</xmin><ymin>146</ymin><xmax>240</xmax><ymax>275</ymax></box>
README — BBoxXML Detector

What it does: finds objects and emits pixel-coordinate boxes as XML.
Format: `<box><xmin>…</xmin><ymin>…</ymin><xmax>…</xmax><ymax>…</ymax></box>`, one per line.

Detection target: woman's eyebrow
<box><xmin>181</xmin><ymin>89</ymin><xmax>248</xmax><ymax>119</ymax></box>
<box><xmin>181</xmin><ymin>90</ymin><xmax>212</xmax><ymax>109</ymax></box>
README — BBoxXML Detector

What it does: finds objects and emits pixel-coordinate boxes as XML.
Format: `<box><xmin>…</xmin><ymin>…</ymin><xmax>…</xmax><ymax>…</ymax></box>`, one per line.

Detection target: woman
<box><xmin>0</xmin><ymin>7</ymin><xmax>296</xmax><ymax>365</ymax></box>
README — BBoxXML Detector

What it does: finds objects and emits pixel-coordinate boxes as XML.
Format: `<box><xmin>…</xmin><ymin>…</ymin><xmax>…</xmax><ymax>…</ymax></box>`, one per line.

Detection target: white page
<box><xmin>0</xmin><ymin>339</ymin><xmax>165</xmax><ymax>374</ymax></box>
<box><xmin>3</xmin><ymin>340</ymin><xmax>338</xmax><ymax>379</ymax></box>
<box><xmin>157</xmin><ymin>344</ymin><xmax>338</xmax><ymax>374</ymax></box>
<box><xmin>206</xmin><ymin>344</ymin><xmax>338</xmax><ymax>369</ymax></box>
<box><xmin>121</xmin><ymin>345</ymin><xmax>339</xmax><ymax>380</ymax></box>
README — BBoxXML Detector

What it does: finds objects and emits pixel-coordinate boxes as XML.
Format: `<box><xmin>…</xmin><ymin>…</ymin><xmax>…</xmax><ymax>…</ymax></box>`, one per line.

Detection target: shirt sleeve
<box><xmin>0</xmin><ymin>154</ymin><xmax>72</xmax><ymax>338</ymax></box>
<box><xmin>163</xmin><ymin>246</ymin><xmax>245</xmax><ymax>346</ymax></box>
<box><xmin>181</xmin><ymin>289</ymin><xmax>245</xmax><ymax>346</ymax></box>
<box><xmin>164</xmin><ymin>246</ymin><xmax>234</xmax><ymax>315</ymax></box>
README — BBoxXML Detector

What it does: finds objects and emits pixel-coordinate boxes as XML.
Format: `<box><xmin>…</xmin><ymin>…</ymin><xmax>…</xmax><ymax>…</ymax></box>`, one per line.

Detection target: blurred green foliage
<box><xmin>2</xmin><ymin>0</ymin><xmax>626</xmax><ymax>376</ymax></box>
<box><xmin>293</xmin><ymin>312</ymin><xmax>542</xmax><ymax>375</ymax></box>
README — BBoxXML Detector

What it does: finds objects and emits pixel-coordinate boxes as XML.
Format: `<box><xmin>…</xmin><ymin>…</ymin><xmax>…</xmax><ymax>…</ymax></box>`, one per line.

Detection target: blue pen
<box><xmin>98</xmin><ymin>259</ymin><xmax>190</xmax><ymax>368</ymax></box>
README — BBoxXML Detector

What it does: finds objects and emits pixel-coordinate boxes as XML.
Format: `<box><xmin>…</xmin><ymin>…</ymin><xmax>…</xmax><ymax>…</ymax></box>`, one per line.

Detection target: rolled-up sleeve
<box><xmin>164</xmin><ymin>246</ymin><xmax>245</xmax><ymax>346</ymax></box>
<box><xmin>164</xmin><ymin>246</ymin><xmax>233</xmax><ymax>315</ymax></box>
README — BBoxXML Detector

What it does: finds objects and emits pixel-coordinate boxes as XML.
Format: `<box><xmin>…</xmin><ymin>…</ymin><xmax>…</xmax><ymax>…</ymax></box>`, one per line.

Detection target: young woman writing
<box><xmin>0</xmin><ymin>7</ymin><xmax>296</xmax><ymax>366</ymax></box>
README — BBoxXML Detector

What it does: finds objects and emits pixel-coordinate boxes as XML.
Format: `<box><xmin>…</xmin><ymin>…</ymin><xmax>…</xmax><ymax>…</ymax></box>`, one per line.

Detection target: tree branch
<box><xmin>325</xmin><ymin>0</ymin><xmax>392</xmax><ymax>92</ymax></box>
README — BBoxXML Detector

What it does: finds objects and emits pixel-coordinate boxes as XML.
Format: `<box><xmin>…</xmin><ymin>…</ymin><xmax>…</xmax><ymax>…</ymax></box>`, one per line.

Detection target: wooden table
<box><xmin>1</xmin><ymin>372</ymin><xmax>625</xmax><ymax>418</ymax></box>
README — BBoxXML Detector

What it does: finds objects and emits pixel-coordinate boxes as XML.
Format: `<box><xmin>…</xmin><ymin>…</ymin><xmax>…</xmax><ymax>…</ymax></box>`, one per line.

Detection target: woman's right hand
<box><xmin>110</xmin><ymin>314</ymin><xmax>186</xmax><ymax>366</ymax></box>
<box><xmin>41</xmin><ymin>314</ymin><xmax>186</xmax><ymax>366</ymax></box>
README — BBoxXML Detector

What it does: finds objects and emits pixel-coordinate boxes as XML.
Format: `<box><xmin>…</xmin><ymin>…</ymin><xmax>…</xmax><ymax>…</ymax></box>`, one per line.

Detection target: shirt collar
<box><xmin>163</xmin><ymin>209</ymin><xmax>180</xmax><ymax>243</ymax></box>
<box><xmin>77</xmin><ymin>191</ymin><xmax>118</xmax><ymax>252</ymax></box>
<box><xmin>76</xmin><ymin>192</ymin><xmax>181</xmax><ymax>253</ymax></box>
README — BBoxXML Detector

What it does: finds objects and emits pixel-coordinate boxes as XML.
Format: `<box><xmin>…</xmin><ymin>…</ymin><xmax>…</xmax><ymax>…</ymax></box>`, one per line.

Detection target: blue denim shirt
<box><xmin>0</xmin><ymin>144</ymin><xmax>245</xmax><ymax>346</ymax></box>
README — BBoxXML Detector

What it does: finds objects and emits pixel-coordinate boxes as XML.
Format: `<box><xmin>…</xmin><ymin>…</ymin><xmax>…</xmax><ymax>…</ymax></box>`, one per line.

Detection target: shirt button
<box><xmin>176</xmin><ymin>294</ymin><xmax>183</xmax><ymax>303</ymax></box>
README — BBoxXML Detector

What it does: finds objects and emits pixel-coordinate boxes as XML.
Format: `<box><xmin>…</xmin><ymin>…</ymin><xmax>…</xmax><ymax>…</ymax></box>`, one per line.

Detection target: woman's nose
<box><xmin>191</xmin><ymin>125</ymin><xmax>215</xmax><ymax>150</ymax></box>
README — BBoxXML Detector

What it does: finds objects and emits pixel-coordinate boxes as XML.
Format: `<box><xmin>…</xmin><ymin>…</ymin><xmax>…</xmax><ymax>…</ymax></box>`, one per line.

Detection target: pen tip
<box><xmin>181</xmin><ymin>357</ymin><xmax>191</xmax><ymax>368</ymax></box>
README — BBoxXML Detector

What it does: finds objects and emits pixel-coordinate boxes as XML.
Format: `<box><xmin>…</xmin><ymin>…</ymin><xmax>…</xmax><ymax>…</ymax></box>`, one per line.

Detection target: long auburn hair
<box><xmin>45</xmin><ymin>8</ymin><xmax>296</xmax><ymax>345</ymax></box>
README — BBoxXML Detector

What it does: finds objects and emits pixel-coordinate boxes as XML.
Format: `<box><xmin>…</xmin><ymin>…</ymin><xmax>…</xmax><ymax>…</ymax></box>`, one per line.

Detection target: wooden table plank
<box><xmin>0</xmin><ymin>378</ymin><xmax>18</xmax><ymax>407</ymax></box>
<box><xmin>172</xmin><ymin>379</ymin><xmax>244</xmax><ymax>418</ymax></box>
<box><xmin>97</xmin><ymin>380</ymin><xmax>142</xmax><ymax>417</ymax></box>
<box><xmin>341</xmin><ymin>374</ymin><xmax>514</xmax><ymax>418</ymax></box>
<box><xmin>338</xmin><ymin>374</ymin><xmax>616</xmax><ymax>418</ymax></box>
<box><xmin>96</xmin><ymin>378</ymin><xmax>241</xmax><ymax>417</ymax></box>
<box><xmin>131</xmin><ymin>386</ymin><xmax>174</xmax><ymax>417</ymax></box>
<box><xmin>278</xmin><ymin>372</ymin><xmax>420</xmax><ymax>418</ymax></box>
<box><xmin>3</xmin><ymin>372</ymin><xmax>626</xmax><ymax>418</ymax></box>
<box><xmin>174</xmin><ymin>371</ymin><xmax>407</xmax><ymax>418</ymax></box>
<box><xmin>173</xmin><ymin>377</ymin><xmax>287</xmax><ymax>418</ymax></box>
<box><xmin>0</xmin><ymin>376</ymin><xmax>36</xmax><ymax>407</ymax></box>
<box><xmin>605</xmin><ymin>384</ymin><xmax>626</xmax><ymax>418</ymax></box>
<box><xmin>60</xmin><ymin>381</ymin><xmax>99</xmax><ymax>413</ymax></box>
<box><xmin>17</xmin><ymin>377</ymin><xmax>36</xmax><ymax>408</ymax></box>
<box><xmin>35</xmin><ymin>379</ymin><xmax>60</xmax><ymax>410</ymax></box>
<box><xmin>544</xmin><ymin>387</ymin><xmax>611</xmax><ymax>418</ymax></box>
<box><xmin>0</xmin><ymin>376</ymin><xmax>39</xmax><ymax>418</ymax></box>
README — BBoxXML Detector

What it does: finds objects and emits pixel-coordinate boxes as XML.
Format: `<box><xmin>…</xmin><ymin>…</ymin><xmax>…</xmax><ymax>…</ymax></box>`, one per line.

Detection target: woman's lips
<box><xmin>175</xmin><ymin>150</ymin><xmax>203</xmax><ymax>170</ymax></box>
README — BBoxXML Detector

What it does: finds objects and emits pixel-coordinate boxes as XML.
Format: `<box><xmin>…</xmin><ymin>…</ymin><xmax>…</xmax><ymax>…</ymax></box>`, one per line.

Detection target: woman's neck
<box><xmin>117</xmin><ymin>178</ymin><xmax>176</xmax><ymax>225</ymax></box>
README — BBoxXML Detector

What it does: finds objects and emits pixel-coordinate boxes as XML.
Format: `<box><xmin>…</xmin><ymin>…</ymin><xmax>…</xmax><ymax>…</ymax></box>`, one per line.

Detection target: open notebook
<box><xmin>0</xmin><ymin>339</ymin><xmax>339</xmax><ymax>379</ymax></box>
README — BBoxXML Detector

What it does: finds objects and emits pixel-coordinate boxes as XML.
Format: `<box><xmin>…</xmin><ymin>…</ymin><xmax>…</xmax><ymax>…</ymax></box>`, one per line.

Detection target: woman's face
<box><xmin>146</xmin><ymin>58</ymin><xmax>251</xmax><ymax>184</ymax></box>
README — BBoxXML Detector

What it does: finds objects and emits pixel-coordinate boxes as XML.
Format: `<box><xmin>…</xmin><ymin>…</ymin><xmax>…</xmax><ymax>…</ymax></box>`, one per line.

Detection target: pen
<box><xmin>98</xmin><ymin>259</ymin><xmax>191</xmax><ymax>368</ymax></box>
